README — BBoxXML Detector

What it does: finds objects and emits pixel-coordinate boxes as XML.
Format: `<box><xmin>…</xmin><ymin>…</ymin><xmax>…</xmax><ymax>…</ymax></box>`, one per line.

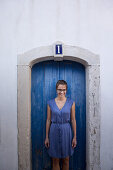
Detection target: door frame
<box><xmin>17</xmin><ymin>42</ymin><xmax>100</xmax><ymax>170</ymax></box>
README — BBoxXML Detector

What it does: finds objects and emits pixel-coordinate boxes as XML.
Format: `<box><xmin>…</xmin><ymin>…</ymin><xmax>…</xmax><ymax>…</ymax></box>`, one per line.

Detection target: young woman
<box><xmin>45</xmin><ymin>80</ymin><xmax>77</xmax><ymax>170</ymax></box>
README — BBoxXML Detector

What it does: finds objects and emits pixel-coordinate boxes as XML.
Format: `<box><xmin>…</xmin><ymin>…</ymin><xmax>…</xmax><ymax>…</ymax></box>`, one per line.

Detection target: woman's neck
<box><xmin>56</xmin><ymin>96</ymin><xmax>66</xmax><ymax>101</ymax></box>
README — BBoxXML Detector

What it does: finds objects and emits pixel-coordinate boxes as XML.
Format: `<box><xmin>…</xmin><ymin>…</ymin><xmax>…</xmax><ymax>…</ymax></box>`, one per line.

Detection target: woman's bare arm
<box><xmin>45</xmin><ymin>104</ymin><xmax>51</xmax><ymax>148</ymax></box>
<box><xmin>45</xmin><ymin>104</ymin><xmax>51</xmax><ymax>139</ymax></box>
<box><xmin>71</xmin><ymin>102</ymin><xmax>77</xmax><ymax>148</ymax></box>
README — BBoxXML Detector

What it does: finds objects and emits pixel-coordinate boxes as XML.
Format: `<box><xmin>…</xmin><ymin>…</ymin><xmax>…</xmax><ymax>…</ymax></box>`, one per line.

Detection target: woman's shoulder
<box><xmin>47</xmin><ymin>98</ymin><xmax>54</xmax><ymax>106</ymax></box>
<box><xmin>67</xmin><ymin>97</ymin><xmax>74</xmax><ymax>105</ymax></box>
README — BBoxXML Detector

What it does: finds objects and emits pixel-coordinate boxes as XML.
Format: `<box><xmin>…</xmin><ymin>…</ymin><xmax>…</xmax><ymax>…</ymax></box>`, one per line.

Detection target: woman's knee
<box><xmin>62</xmin><ymin>157</ymin><xmax>69</xmax><ymax>165</ymax></box>
<box><xmin>52</xmin><ymin>158</ymin><xmax>60</xmax><ymax>165</ymax></box>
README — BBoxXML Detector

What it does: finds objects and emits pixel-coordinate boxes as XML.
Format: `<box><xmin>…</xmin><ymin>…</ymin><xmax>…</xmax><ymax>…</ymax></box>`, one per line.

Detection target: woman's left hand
<box><xmin>72</xmin><ymin>137</ymin><xmax>77</xmax><ymax>148</ymax></box>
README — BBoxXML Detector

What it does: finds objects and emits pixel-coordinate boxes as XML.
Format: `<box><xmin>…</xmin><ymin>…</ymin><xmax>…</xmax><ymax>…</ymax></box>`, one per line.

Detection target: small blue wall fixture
<box><xmin>31</xmin><ymin>60</ymin><xmax>86</xmax><ymax>170</ymax></box>
<box><xmin>56</xmin><ymin>44</ymin><xmax>62</xmax><ymax>54</ymax></box>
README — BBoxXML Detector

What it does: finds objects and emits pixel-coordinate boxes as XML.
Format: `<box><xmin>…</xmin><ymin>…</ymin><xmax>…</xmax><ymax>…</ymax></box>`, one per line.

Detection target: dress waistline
<box><xmin>52</xmin><ymin>120</ymin><xmax>70</xmax><ymax>124</ymax></box>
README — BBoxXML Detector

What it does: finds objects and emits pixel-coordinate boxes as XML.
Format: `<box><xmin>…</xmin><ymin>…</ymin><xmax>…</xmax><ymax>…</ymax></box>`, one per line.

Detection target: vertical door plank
<box><xmin>31</xmin><ymin>63</ymin><xmax>44</xmax><ymax>170</ymax></box>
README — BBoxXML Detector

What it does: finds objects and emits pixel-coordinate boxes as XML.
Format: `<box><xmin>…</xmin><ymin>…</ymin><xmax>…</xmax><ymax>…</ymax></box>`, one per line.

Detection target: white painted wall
<box><xmin>0</xmin><ymin>0</ymin><xmax>113</xmax><ymax>170</ymax></box>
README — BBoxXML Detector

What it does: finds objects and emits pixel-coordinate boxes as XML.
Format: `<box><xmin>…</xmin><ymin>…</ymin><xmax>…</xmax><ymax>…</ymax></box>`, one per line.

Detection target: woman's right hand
<box><xmin>45</xmin><ymin>138</ymin><xmax>50</xmax><ymax>148</ymax></box>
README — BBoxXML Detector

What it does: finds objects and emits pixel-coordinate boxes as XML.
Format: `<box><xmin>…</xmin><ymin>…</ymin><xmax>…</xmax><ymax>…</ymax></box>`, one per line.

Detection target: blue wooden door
<box><xmin>31</xmin><ymin>60</ymin><xmax>86</xmax><ymax>170</ymax></box>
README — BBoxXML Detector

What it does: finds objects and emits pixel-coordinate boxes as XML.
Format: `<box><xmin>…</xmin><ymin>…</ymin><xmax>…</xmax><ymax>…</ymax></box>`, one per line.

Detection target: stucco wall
<box><xmin>0</xmin><ymin>0</ymin><xmax>113</xmax><ymax>170</ymax></box>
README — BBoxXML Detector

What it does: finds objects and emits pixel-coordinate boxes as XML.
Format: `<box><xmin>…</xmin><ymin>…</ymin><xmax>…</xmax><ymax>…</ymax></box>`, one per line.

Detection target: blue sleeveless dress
<box><xmin>47</xmin><ymin>97</ymin><xmax>74</xmax><ymax>158</ymax></box>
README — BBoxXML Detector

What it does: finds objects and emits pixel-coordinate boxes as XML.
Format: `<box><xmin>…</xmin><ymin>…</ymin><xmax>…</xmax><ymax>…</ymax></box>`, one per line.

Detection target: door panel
<box><xmin>31</xmin><ymin>60</ymin><xmax>86</xmax><ymax>170</ymax></box>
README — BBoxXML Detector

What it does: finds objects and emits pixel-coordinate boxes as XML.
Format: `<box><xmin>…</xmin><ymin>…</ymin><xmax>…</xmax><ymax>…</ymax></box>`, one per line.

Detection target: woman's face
<box><xmin>56</xmin><ymin>84</ymin><xmax>67</xmax><ymax>98</ymax></box>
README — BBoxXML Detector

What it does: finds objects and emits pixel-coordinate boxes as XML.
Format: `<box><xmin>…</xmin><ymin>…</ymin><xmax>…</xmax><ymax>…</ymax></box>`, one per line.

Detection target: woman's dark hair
<box><xmin>56</xmin><ymin>80</ymin><xmax>68</xmax><ymax>90</ymax></box>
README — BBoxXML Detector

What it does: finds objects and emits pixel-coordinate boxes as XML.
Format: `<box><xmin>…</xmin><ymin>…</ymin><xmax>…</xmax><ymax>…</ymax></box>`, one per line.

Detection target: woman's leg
<box><xmin>52</xmin><ymin>158</ymin><xmax>60</xmax><ymax>170</ymax></box>
<box><xmin>62</xmin><ymin>156</ymin><xmax>69</xmax><ymax>170</ymax></box>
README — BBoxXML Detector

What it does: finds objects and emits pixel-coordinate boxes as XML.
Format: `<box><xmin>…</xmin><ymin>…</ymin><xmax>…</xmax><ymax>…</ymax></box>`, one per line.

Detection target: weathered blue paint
<box><xmin>31</xmin><ymin>60</ymin><xmax>86</xmax><ymax>170</ymax></box>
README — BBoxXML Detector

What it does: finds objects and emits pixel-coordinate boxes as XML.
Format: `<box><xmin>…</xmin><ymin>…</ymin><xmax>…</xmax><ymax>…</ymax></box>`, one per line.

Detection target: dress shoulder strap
<box><xmin>68</xmin><ymin>98</ymin><xmax>74</xmax><ymax>107</ymax></box>
<box><xmin>47</xmin><ymin>99</ymin><xmax>54</xmax><ymax>108</ymax></box>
